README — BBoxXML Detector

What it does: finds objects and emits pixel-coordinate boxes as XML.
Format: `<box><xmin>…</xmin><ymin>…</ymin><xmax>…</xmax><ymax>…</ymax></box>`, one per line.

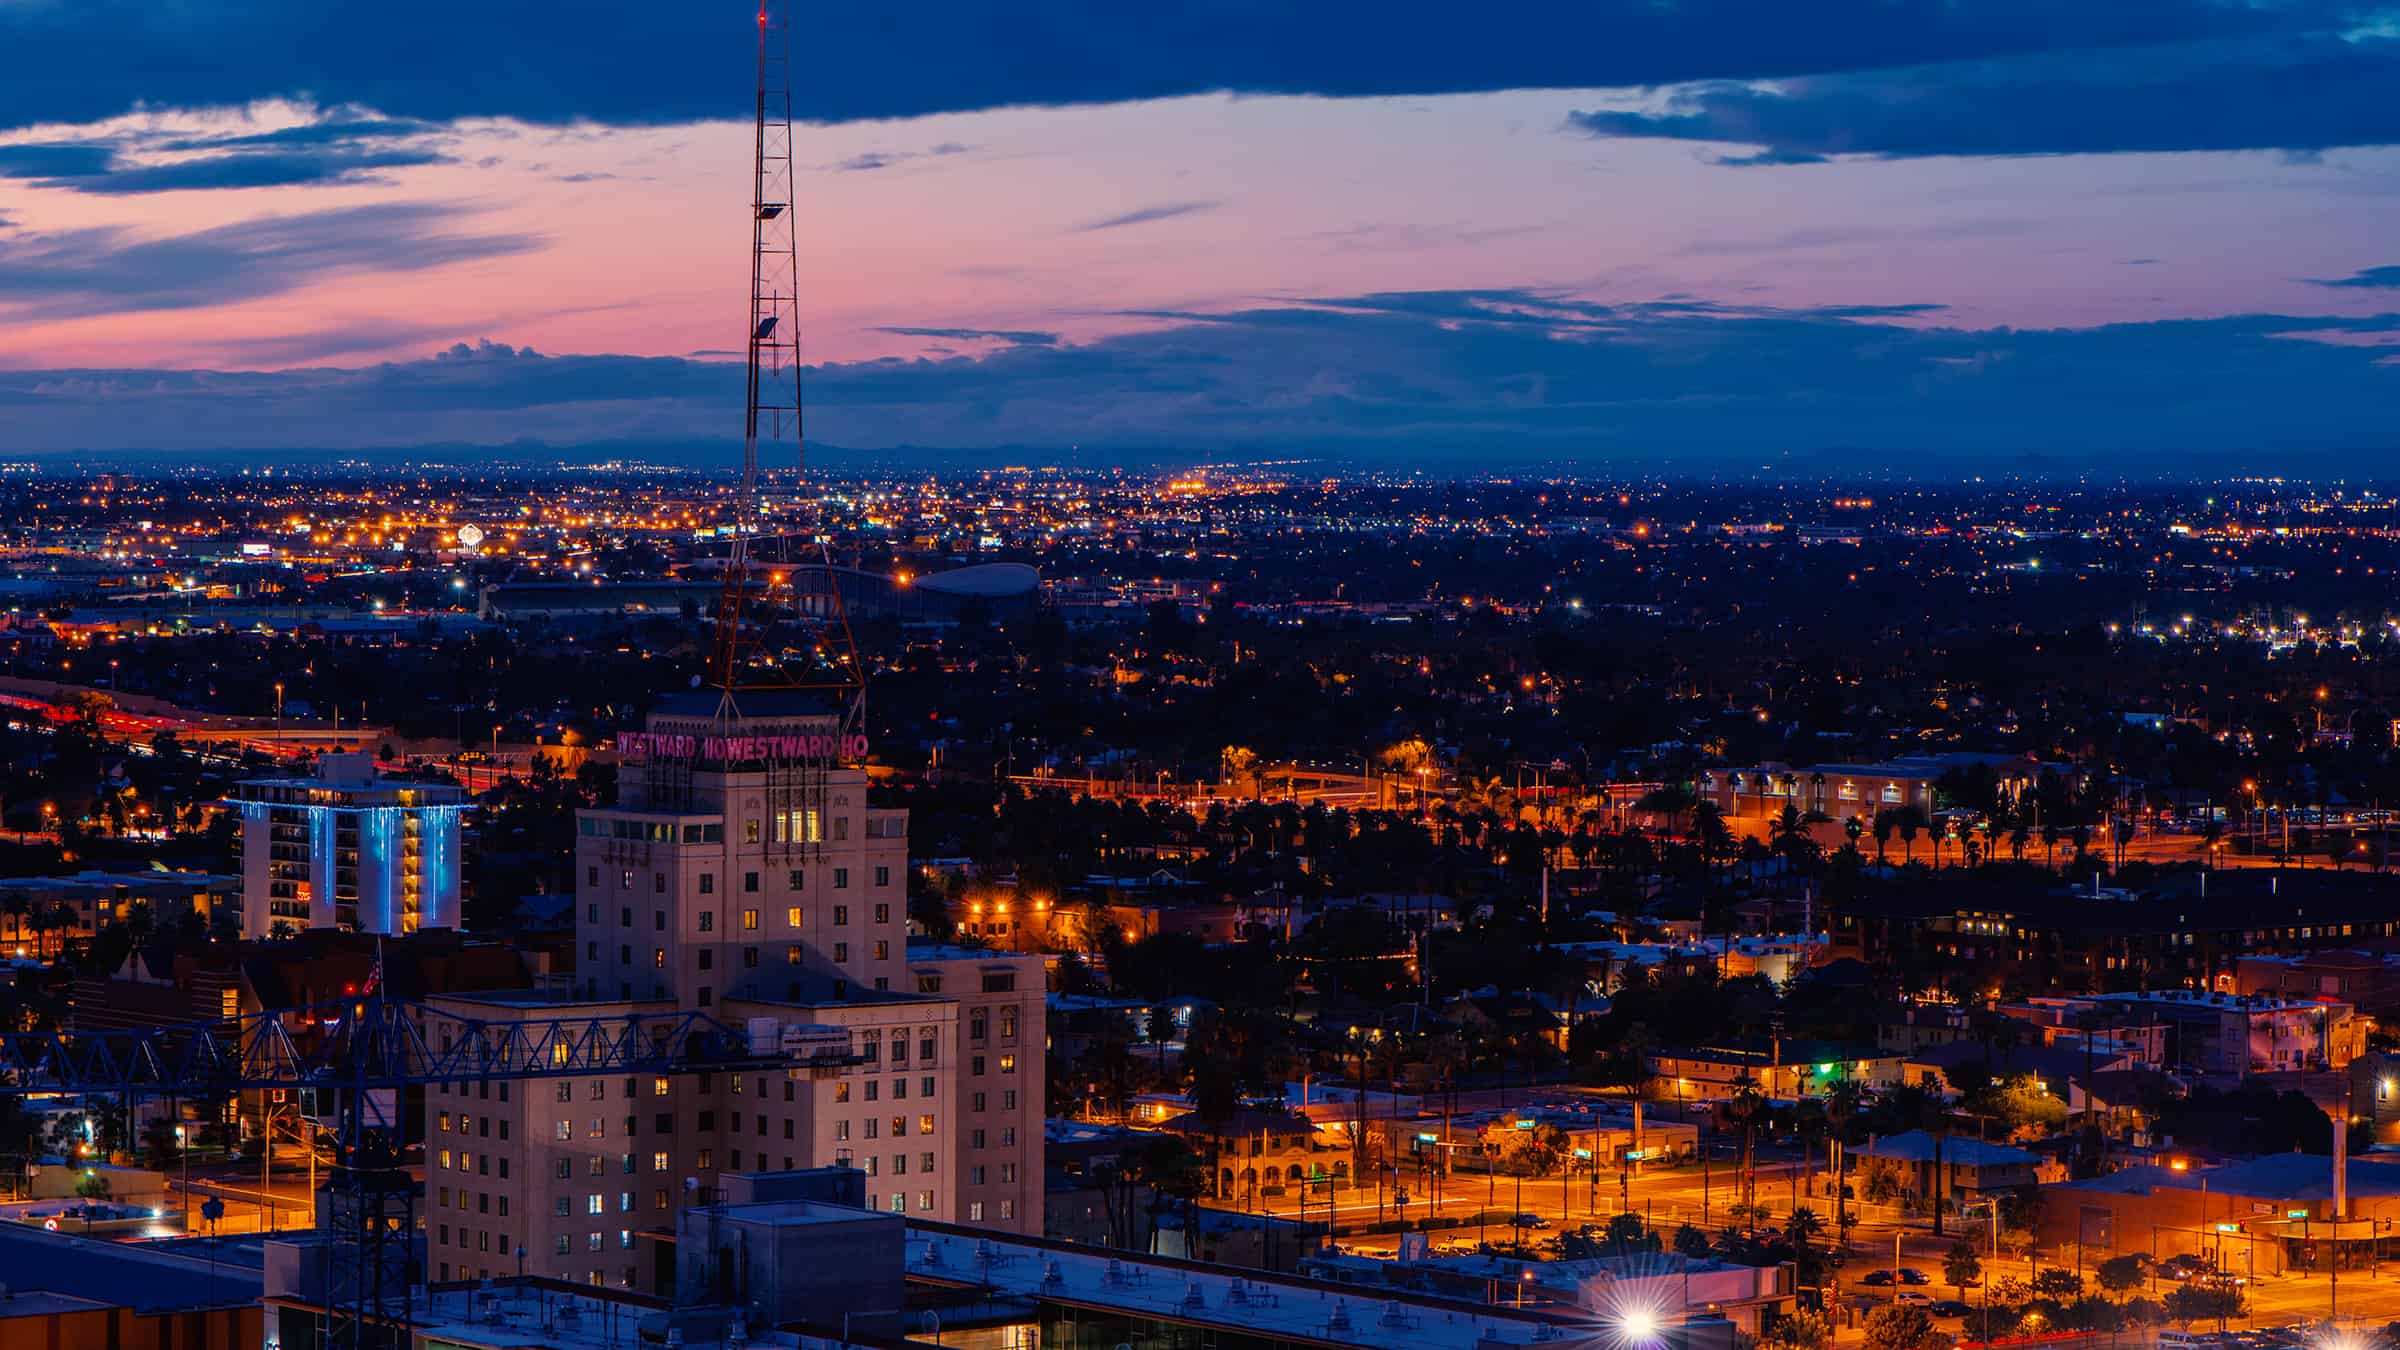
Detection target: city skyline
<box><xmin>2</xmin><ymin>1</ymin><xmax>2397</xmax><ymax>464</ymax></box>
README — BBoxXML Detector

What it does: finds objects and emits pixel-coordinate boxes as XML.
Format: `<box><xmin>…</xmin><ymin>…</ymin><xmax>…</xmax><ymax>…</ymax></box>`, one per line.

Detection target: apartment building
<box><xmin>421</xmin><ymin>695</ymin><xmax>1043</xmax><ymax>1293</ymax></box>
<box><xmin>908</xmin><ymin>943</ymin><xmax>1046</xmax><ymax>1230</ymax></box>
<box><xmin>226</xmin><ymin>752</ymin><xmax>469</xmax><ymax>938</ymax></box>
<box><xmin>418</xmin><ymin>989</ymin><xmax>951</xmax><ymax>1291</ymax></box>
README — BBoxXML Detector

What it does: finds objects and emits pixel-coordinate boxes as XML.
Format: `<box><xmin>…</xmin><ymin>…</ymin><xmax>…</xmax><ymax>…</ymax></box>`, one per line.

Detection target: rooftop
<box><xmin>904</xmin><ymin>1224</ymin><xmax>1582</xmax><ymax>1350</ymax></box>
<box><xmin>1856</xmin><ymin>1131</ymin><xmax>2038</xmax><ymax>1166</ymax></box>
<box><xmin>0</xmin><ymin>1224</ymin><xmax>261</xmax><ymax>1312</ymax></box>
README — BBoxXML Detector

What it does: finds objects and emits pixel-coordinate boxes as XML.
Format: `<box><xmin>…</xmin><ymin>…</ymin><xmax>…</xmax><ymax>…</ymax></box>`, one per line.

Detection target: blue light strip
<box><xmin>417</xmin><ymin>804</ymin><xmax>468</xmax><ymax>931</ymax></box>
<box><xmin>362</xmin><ymin>806</ymin><xmax>401</xmax><ymax>934</ymax></box>
<box><xmin>306</xmin><ymin>803</ymin><xmax>335</xmax><ymax>927</ymax></box>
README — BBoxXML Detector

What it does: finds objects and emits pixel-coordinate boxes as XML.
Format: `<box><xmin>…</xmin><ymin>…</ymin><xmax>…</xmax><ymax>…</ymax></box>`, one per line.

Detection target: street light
<box><xmin>175</xmin><ymin>1125</ymin><xmax>189</xmax><ymax>1228</ymax></box>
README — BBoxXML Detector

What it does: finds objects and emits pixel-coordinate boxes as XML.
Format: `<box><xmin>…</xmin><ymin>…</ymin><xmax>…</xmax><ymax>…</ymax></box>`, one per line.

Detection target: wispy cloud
<box><xmin>831</xmin><ymin>142</ymin><xmax>973</xmax><ymax>173</ymax></box>
<box><xmin>0</xmin><ymin>128</ymin><xmax>449</xmax><ymax>195</ymax></box>
<box><xmin>876</xmin><ymin>325</ymin><xmax>1059</xmax><ymax>347</ymax></box>
<box><xmin>0</xmin><ymin>202</ymin><xmax>544</xmax><ymax>319</ymax></box>
<box><xmin>2311</xmin><ymin>264</ymin><xmax>2400</xmax><ymax>289</ymax></box>
<box><xmin>1072</xmin><ymin>200</ymin><xmax>1221</xmax><ymax>233</ymax></box>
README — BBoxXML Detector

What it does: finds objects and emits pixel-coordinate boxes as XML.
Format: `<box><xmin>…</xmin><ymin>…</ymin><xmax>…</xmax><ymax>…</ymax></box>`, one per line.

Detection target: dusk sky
<box><xmin>3</xmin><ymin>0</ymin><xmax>2398</xmax><ymax>466</ymax></box>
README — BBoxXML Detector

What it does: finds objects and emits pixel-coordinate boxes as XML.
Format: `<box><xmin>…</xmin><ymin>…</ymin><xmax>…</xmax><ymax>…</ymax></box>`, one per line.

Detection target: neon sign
<box><xmin>618</xmin><ymin>731</ymin><xmax>867</xmax><ymax>762</ymax></box>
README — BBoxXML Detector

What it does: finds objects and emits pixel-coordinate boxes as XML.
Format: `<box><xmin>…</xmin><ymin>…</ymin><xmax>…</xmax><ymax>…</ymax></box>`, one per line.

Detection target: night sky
<box><xmin>2</xmin><ymin>1</ymin><xmax>2396</xmax><ymax>464</ymax></box>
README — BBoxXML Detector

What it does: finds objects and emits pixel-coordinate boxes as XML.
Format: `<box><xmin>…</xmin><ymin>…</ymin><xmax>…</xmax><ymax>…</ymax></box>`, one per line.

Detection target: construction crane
<box><xmin>0</xmin><ymin>991</ymin><xmax>787</xmax><ymax>1350</ymax></box>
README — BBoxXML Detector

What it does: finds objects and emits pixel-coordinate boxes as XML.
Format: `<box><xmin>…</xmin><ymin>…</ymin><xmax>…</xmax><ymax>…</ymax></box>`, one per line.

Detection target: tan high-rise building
<box><xmin>418</xmin><ymin>696</ymin><xmax>1043</xmax><ymax>1293</ymax></box>
<box><xmin>576</xmin><ymin>696</ymin><xmax>910</xmax><ymax>1005</ymax></box>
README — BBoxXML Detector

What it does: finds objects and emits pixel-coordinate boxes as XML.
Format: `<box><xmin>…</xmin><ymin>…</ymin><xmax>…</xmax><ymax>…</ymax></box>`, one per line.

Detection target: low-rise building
<box><xmin>2037</xmin><ymin>1154</ymin><xmax>2400</xmax><ymax>1277</ymax></box>
<box><xmin>2086</xmin><ymin>989</ymin><xmax>2366</xmax><ymax>1079</ymax></box>
<box><xmin>1645</xmin><ymin>1041</ymin><xmax>1904</xmax><ymax>1101</ymax></box>
<box><xmin>1853</xmin><ymin>1130</ymin><xmax>2040</xmax><ymax>1210</ymax></box>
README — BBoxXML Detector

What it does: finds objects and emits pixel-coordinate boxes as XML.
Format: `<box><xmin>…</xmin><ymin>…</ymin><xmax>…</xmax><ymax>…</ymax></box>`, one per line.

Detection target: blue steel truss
<box><xmin>0</xmin><ymin>994</ymin><xmax>782</xmax><ymax>1097</ymax></box>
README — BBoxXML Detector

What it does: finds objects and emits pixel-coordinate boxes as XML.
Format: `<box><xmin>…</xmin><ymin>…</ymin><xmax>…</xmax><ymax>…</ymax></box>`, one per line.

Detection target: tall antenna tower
<box><xmin>711</xmin><ymin>0</ymin><xmax>863</xmax><ymax>713</ymax></box>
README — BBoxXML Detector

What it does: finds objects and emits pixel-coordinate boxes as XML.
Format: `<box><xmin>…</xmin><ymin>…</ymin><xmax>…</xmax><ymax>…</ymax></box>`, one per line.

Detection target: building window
<box><xmin>699</xmin><ymin>874</ymin><xmax>715</xmax><ymax>895</ymax></box>
<box><xmin>698</xmin><ymin>912</ymin><xmax>714</xmax><ymax>932</ymax></box>
<box><xmin>834</xmin><ymin>868</ymin><xmax>850</xmax><ymax>889</ymax></box>
<box><xmin>742</xmin><ymin>908</ymin><xmax>759</xmax><ymax>930</ymax></box>
<box><xmin>786</xmin><ymin>905</ymin><xmax>803</xmax><ymax>926</ymax></box>
<box><xmin>744</xmin><ymin>872</ymin><xmax>760</xmax><ymax>893</ymax></box>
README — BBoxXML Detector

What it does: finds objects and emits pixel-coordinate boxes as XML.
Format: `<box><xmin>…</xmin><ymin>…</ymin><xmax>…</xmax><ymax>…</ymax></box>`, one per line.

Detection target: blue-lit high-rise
<box><xmin>226</xmin><ymin>752</ymin><xmax>471</xmax><ymax>938</ymax></box>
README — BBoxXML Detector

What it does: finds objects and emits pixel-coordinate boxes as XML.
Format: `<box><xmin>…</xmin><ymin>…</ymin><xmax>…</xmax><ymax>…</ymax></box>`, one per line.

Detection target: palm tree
<box><xmin>1895</xmin><ymin>806</ymin><xmax>1926</xmax><ymax>865</ymax></box>
<box><xmin>1824</xmin><ymin>1079</ymin><xmax>1864</xmax><ymax>1236</ymax></box>
<box><xmin>1878</xmin><ymin>1082</ymin><xmax>1955</xmax><ymax>1236</ymax></box>
<box><xmin>1770</xmin><ymin>804</ymin><xmax>1808</xmax><ymax>848</ymax></box>
<box><xmin>1725</xmin><ymin>1076</ymin><xmax>1768</xmax><ymax>1220</ymax></box>
<box><xmin>1792</xmin><ymin>1096</ymin><xmax>1827</xmax><ymax>1207</ymax></box>
<box><xmin>1637</xmin><ymin>783</ymin><xmax>1699</xmax><ymax>839</ymax></box>
<box><xmin>0</xmin><ymin>894</ymin><xmax>27</xmax><ymax>953</ymax></box>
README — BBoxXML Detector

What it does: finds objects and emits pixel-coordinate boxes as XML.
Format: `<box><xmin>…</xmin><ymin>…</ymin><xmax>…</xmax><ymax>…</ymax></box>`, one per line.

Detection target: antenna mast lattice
<box><xmin>712</xmin><ymin>0</ymin><xmax>863</xmax><ymax>709</ymax></box>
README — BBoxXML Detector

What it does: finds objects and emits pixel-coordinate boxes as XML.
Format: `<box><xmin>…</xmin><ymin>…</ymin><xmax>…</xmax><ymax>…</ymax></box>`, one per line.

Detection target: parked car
<box><xmin>1929</xmin><ymin>1301</ymin><xmax>1974</xmax><ymax>1318</ymax></box>
<box><xmin>1510</xmin><ymin>1213</ymin><xmax>1551</xmax><ymax>1230</ymax></box>
<box><xmin>1860</xmin><ymin>1270</ymin><xmax>1897</xmax><ymax>1286</ymax></box>
<box><xmin>2158</xmin><ymin>1253</ymin><xmax>2216</xmax><ymax>1281</ymax></box>
<box><xmin>1897</xmin><ymin>1268</ymin><xmax>1932</xmax><ymax>1286</ymax></box>
<box><xmin>1894</xmin><ymin>1291</ymin><xmax>1932</xmax><ymax>1306</ymax></box>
